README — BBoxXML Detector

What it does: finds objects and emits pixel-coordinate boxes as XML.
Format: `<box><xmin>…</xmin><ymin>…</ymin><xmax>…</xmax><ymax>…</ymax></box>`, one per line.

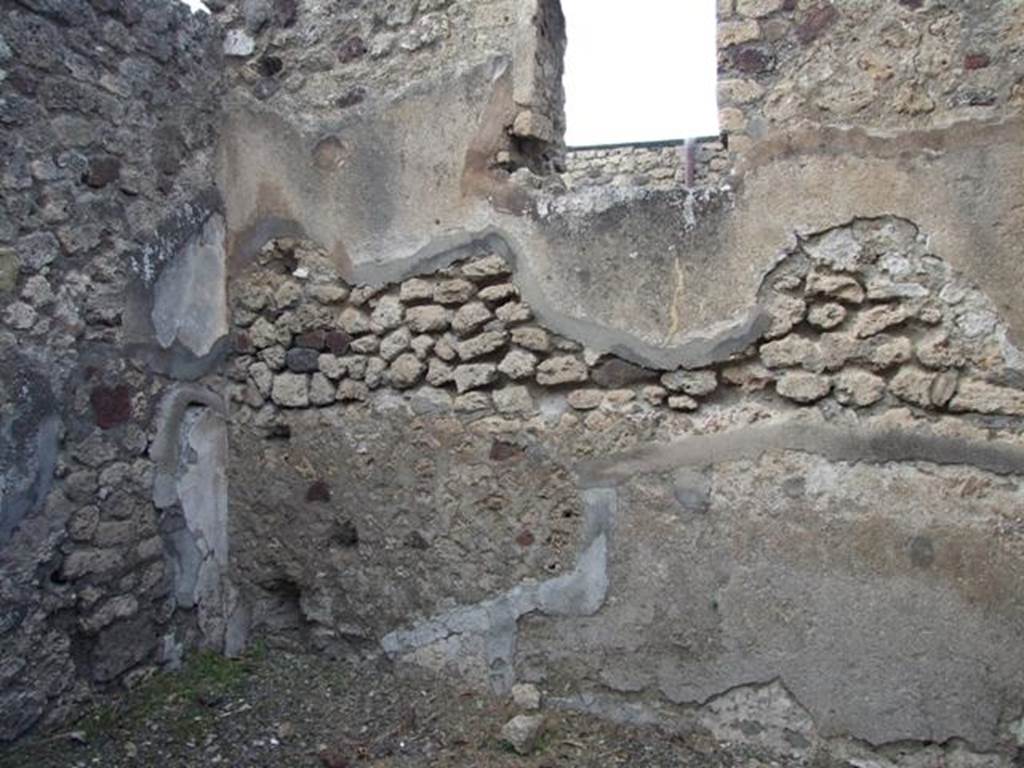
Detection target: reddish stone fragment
<box><xmin>234</xmin><ymin>331</ymin><xmax>253</xmax><ymax>354</ymax></box>
<box><xmin>295</xmin><ymin>330</ymin><xmax>326</xmax><ymax>350</ymax></box>
<box><xmin>796</xmin><ymin>3</ymin><xmax>838</xmax><ymax>44</ymax></box>
<box><xmin>324</xmin><ymin>331</ymin><xmax>351</xmax><ymax>355</ymax></box>
<box><xmin>964</xmin><ymin>53</ymin><xmax>990</xmax><ymax>70</ymax></box>
<box><xmin>516</xmin><ymin>529</ymin><xmax>535</xmax><ymax>547</ymax></box>
<box><xmin>90</xmin><ymin>385</ymin><xmax>131</xmax><ymax>429</ymax></box>
<box><xmin>83</xmin><ymin>156</ymin><xmax>121</xmax><ymax>188</ymax></box>
<box><xmin>733</xmin><ymin>46</ymin><xmax>775</xmax><ymax>74</ymax></box>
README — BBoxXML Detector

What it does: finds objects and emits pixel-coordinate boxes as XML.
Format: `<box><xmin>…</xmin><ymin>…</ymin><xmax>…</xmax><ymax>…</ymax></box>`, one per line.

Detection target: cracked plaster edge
<box><xmin>339</xmin><ymin>225</ymin><xmax>772</xmax><ymax>372</ymax></box>
<box><xmin>548</xmin><ymin>679</ymin><xmax>1012</xmax><ymax>764</ymax></box>
<box><xmin>380</xmin><ymin>487</ymin><xmax>617</xmax><ymax>694</ymax></box>
<box><xmin>150</xmin><ymin>383</ymin><xmax>228</xmax><ymax>509</ymax></box>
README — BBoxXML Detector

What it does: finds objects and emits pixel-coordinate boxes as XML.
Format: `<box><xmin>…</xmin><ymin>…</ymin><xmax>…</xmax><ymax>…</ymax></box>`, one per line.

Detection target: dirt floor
<box><xmin>0</xmin><ymin>647</ymin><xmax>805</xmax><ymax>768</ymax></box>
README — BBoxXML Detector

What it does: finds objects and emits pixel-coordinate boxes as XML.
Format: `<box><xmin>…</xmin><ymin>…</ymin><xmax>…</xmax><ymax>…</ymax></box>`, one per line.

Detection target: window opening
<box><xmin>561</xmin><ymin>0</ymin><xmax>720</xmax><ymax>148</ymax></box>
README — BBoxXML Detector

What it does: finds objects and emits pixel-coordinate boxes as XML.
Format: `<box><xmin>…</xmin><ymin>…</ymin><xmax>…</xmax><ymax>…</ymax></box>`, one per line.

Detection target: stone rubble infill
<box><xmin>232</xmin><ymin>222</ymin><xmax>1024</xmax><ymax>423</ymax></box>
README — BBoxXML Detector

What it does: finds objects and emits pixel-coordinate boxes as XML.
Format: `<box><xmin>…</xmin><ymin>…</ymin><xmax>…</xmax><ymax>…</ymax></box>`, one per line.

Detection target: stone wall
<box><xmin>562</xmin><ymin>140</ymin><xmax>729</xmax><ymax>191</ymax></box>
<box><xmin>0</xmin><ymin>0</ymin><xmax>224</xmax><ymax>741</ymax></box>
<box><xmin>2</xmin><ymin>0</ymin><xmax>1024</xmax><ymax>762</ymax></box>
<box><xmin>219</xmin><ymin>216</ymin><xmax>1024</xmax><ymax>757</ymax></box>
<box><xmin>717</xmin><ymin>0</ymin><xmax>1024</xmax><ymax>162</ymax></box>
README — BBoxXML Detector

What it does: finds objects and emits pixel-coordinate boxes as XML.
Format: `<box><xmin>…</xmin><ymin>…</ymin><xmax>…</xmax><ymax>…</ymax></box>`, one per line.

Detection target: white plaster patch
<box><xmin>152</xmin><ymin>213</ymin><xmax>228</xmax><ymax>357</ymax></box>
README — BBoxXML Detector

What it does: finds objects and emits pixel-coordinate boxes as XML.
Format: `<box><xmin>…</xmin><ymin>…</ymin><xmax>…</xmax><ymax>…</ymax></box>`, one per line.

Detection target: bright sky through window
<box><xmin>561</xmin><ymin>0</ymin><xmax>720</xmax><ymax>147</ymax></box>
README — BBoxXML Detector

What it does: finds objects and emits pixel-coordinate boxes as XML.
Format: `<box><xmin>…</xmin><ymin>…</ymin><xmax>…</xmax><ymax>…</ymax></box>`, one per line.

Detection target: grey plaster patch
<box><xmin>525</xmin><ymin>447</ymin><xmax>1024</xmax><ymax>751</ymax></box>
<box><xmin>152</xmin><ymin>213</ymin><xmax>228</xmax><ymax>358</ymax></box>
<box><xmin>150</xmin><ymin>384</ymin><xmax>227</xmax><ymax>509</ymax></box>
<box><xmin>0</xmin><ymin>354</ymin><xmax>60</xmax><ymax>547</ymax></box>
<box><xmin>578</xmin><ymin>419</ymin><xmax>1024</xmax><ymax>487</ymax></box>
<box><xmin>175</xmin><ymin>407</ymin><xmax>234</xmax><ymax>651</ymax></box>
<box><xmin>550</xmin><ymin>679</ymin><xmax>816</xmax><ymax>758</ymax></box>
<box><xmin>149</xmin><ymin>386</ymin><xmax>240</xmax><ymax>653</ymax></box>
<box><xmin>381</xmin><ymin>487</ymin><xmax>617</xmax><ymax>694</ymax></box>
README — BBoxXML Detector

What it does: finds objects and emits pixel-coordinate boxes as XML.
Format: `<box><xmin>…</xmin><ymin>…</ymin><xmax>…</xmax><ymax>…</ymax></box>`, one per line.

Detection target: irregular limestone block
<box><xmin>567</xmin><ymin>389</ymin><xmax>604</xmax><ymax>410</ymax></box>
<box><xmin>764</xmin><ymin>294</ymin><xmax>807</xmax><ymax>339</ymax></box>
<box><xmin>498</xmin><ymin>349</ymin><xmax>537</xmax><ymax>380</ymax></box>
<box><xmin>364</xmin><ymin>357</ymin><xmax>387</xmax><ymax>388</ymax></box>
<box><xmin>380</xmin><ymin>327</ymin><xmax>412</xmax><ymax>361</ymax></box>
<box><xmin>500</xmin><ymin>715</ymin><xmax>545</xmax><ymax>756</ymax></box>
<box><xmin>453</xmin><ymin>363</ymin><xmax>497</xmax><ymax>393</ymax></box>
<box><xmin>888</xmin><ymin>366</ymin><xmax>935</xmax><ymax>407</ymax></box>
<box><xmin>493</xmin><ymin>386</ymin><xmax>534</xmax><ymax>416</ymax></box>
<box><xmin>434</xmin><ymin>335</ymin><xmax>457</xmax><ymax>361</ymax></box>
<box><xmin>410</xmin><ymin>334</ymin><xmax>434</xmax><ymax>359</ymax></box>
<box><xmin>760</xmin><ymin>335</ymin><xmax>817</xmax><ymax>369</ymax></box>
<box><xmin>833</xmin><ymin>369</ymin><xmax>885</xmax><ymax>407</ymax></box>
<box><xmin>336</xmin><ymin>379</ymin><xmax>368</xmax><ymax>402</ymax></box>
<box><xmin>338</xmin><ymin>307</ymin><xmax>371</xmax><ymax>335</ymax></box>
<box><xmin>667</xmin><ymin>395</ymin><xmax>699</xmax><ymax>411</ymax></box>
<box><xmin>308</xmin><ymin>284</ymin><xmax>349</xmax><ymax>304</ymax></box>
<box><xmin>930</xmin><ymin>371</ymin><xmax>959</xmax><ymax>408</ymax></box>
<box><xmin>386</xmin><ymin>353</ymin><xmax>425</xmax><ymax>389</ymax></box>
<box><xmin>718</xmin><ymin>19</ymin><xmax>761</xmax><ymax>48</ymax></box>
<box><xmin>478</xmin><ymin>283</ymin><xmax>518</xmax><ymax>303</ymax></box>
<box><xmin>461</xmin><ymin>254</ymin><xmax>511</xmax><ymax>280</ymax></box>
<box><xmin>511</xmin><ymin>683</ymin><xmax>541</xmax><ymax>711</ymax></box>
<box><xmin>737</xmin><ymin>0</ymin><xmax>785</xmax><ymax>17</ymax></box>
<box><xmin>536</xmin><ymin>355</ymin><xmax>588</xmax><ymax>386</ymax></box>
<box><xmin>309</xmin><ymin>373</ymin><xmax>336</xmax><ymax>405</ymax></box>
<box><xmin>642</xmin><ymin>385</ymin><xmax>667</xmax><ymax>405</ymax></box>
<box><xmin>720</xmin><ymin>360</ymin><xmax>774</xmax><ymax>391</ymax></box>
<box><xmin>454</xmin><ymin>392</ymin><xmax>491</xmax><ymax>412</ymax></box>
<box><xmin>351</xmin><ymin>335</ymin><xmax>380</xmax><ymax>354</ymax></box>
<box><xmin>399</xmin><ymin>277</ymin><xmax>433</xmax><ymax>303</ymax></box>
<box><xmin>451</xmin><ymin>301</ymin><xmax>492</xmax><ymax>336</ymax></box>
<box><xmin>495</xmin><ymin>301</ymin><xmax>531</xmax><ymax>324</ymax></box>
<box><xmin>457</xmin><ymin>330</ymin><xmax>508</xmax><ymax>361</ymax></box>
<box><xmin>805</xmin><ymin>272</ymin><xmax>865</xmax><ymax>304</ymax></box>
<box><xmin>511</xmin><ymin>326</ymin><xmax>550</xmax><ymax>352</ymax></box>
<box><xmin>864</xmin><ymin>335</ymin><xmax>913</xmax><ymax>371</ymax></box>
<box><xmin>949</xmin><ymin>379</ymin><xmax>1024</xmax><ymax>416</ymax></box>
<box><xmin>426</xmin><ymin>358</ymin><xmax>454</xmax><ymax>386</ymax></box>
<box><xmin>807</xmin><ymin>302</ymin><xmax>847</xmax><ymax>330</ymax></box>
<box><xmin>776</xmin><ymin>371</ymin><xmax>831</xmax><ymax>403</ymax></box>
<box><xmin>405</xmin><ymin>304</ymin><xmax>450</xmax><ymax>333</ymax></box>
<box><xmin>661</xmin><ymin>369</ymin><xmax>717</xmax><ymax>396</ymax></box>
<box><xmin>369</xmin><ymin>295</ymin><xmax>404</xmax><ymax>332</ymax></box>
<box><xmin>916</xmin><ymin>332</ymin><xmax>965</xmax><ymax>369</ymax></box>
<box><xmin>272</xmin><ymin>372</ymin><xmax>309</xmax><ymax>407</ymax></box>
<box><xmin>433</xmin><ymin>279</ymin><xmax>476</xmax><ymax>305</ymax></box>
<box><xmin>854</xmin><ymin>303</ymin><xmax>911</xmax><ymax>338</ymax></box>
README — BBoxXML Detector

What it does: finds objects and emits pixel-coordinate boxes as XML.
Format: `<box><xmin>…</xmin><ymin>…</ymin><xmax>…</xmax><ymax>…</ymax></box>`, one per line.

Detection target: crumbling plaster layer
<box><xmin>381</xmin><ymin>487</ymin><xmax>614</xmax><ymax>695</ymax></box>
<box><xmin>220</xmin><ymin>62</ymin><xmax>1024</xmax><ymax>364</ymax></box>
<box><xmin>385</xmin><ymin>415</ymin><xmax>1024</xmax><ymax>752</ymax></box>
